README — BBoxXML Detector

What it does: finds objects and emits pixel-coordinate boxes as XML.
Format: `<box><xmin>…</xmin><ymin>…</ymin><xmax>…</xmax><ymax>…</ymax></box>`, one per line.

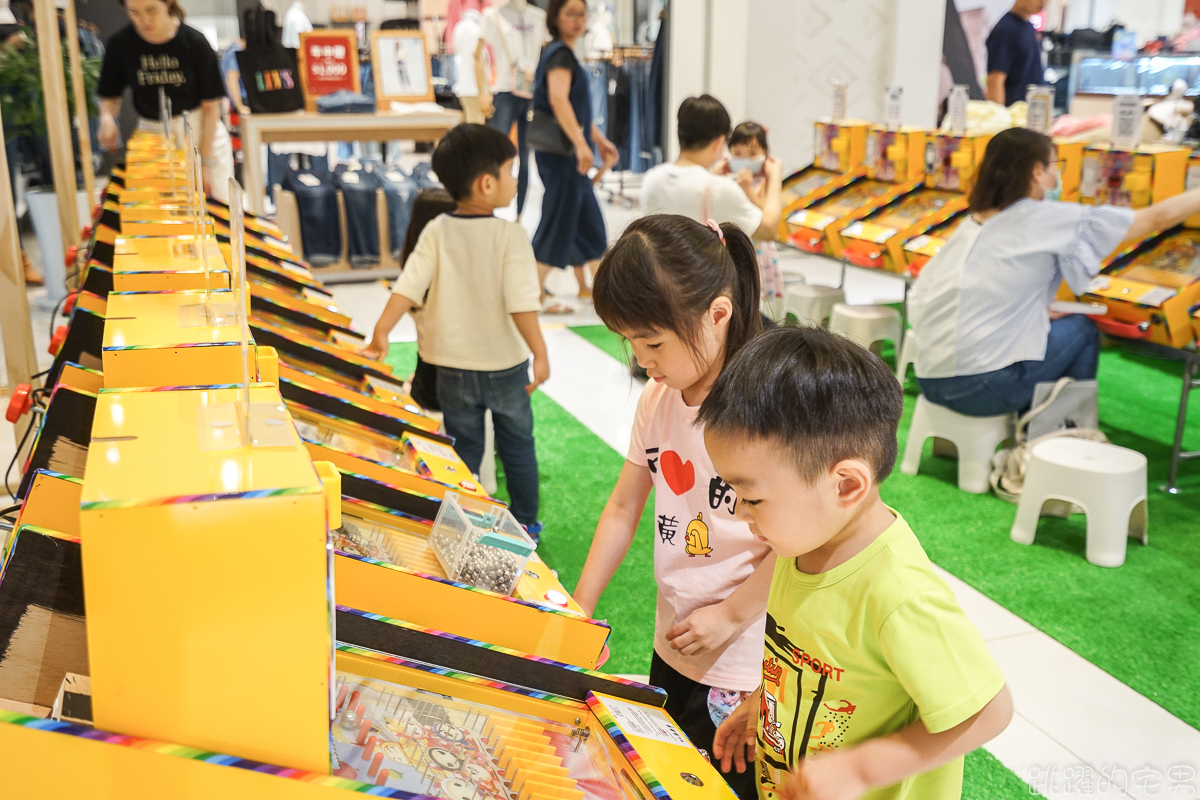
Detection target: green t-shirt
<box><xmin>756</xmin><ymin>511</ymin><xmax>1005</xmax><ymax>800</ymax></box>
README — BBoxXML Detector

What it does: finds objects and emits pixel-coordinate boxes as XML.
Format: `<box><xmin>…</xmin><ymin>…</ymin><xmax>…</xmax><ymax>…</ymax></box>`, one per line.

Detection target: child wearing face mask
<box><xmin>728</xmin><ymin>122</ymin><xmax>785</xmax><ymax>303</ymax></box>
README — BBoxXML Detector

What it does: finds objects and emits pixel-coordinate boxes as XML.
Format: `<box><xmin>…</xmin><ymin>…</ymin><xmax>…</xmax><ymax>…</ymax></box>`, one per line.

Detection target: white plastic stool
<box><xmin>896</xmin><ymin>329</ymin><xmax>918</xmax><ymax>382</ymax></box>
<box><xmin>829</xmin><ymin>303</ymin><xmax>902</xmax><ymax>353</ymax></box>
<box><xmin>784</xmin><ymin>284</ymin><xmax>844</xmax><ymax>327</ymax></box>
<box><xmin>901</xmin><ymin>395</ymin><xmax>1014</xmax><ymax>493</ymax></box>
<box><xmin>479</xmin><ymin>409</ymin><xmax>498</xmax><ymax>495</ymax></box>
<box><xmin>1010</xmin><ymin>438</ymin><xmax>1147</xmax><ymax>567</ymax></box>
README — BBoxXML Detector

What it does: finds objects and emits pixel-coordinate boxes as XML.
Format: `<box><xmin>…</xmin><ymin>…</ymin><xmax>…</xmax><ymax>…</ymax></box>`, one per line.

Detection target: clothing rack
<box><xmin>588</xmin><ymin>44</ymin><xmax>659</xmax><ymax>205</ymax></box>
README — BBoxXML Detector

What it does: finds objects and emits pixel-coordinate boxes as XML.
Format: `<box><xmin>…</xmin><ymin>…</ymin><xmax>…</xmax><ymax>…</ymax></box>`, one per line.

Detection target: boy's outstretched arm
<box><xmin>361</xmin><ymin>294</ymin><xmax>416</xmax><ymax>361</ymax></box>
<box><xmin>511</xmin><ymin>311</ymin><xmax>550</xmax><ymax>394</ymax></box>
<box><xmin>783</xmin><ymin>685</ymin><xmax>1014</xmax><ymax>800</ymax></box>
<box><xmin>665</xmin><ymin>552</ymin><xmax>776</xmax><ymax>655</ymax></box>
<box><xmin>572</xmin><ymin>461</ymin><xmax>654</xmax><ymax>617</ymax></box>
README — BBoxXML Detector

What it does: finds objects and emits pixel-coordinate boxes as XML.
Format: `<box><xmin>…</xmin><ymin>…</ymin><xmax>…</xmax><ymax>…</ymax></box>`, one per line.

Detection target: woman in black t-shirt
<box><xmin>97</xmin><ymin>0</ymin><xmax>233</xmax><ymax>201</ymax></box>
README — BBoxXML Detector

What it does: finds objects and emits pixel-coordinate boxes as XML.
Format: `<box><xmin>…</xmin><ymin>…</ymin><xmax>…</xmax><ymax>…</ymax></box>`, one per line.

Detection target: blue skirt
<box><xmin>532</xmin><ymin>151</ymin><xmax>608</xmax><ymax>268</ymax></box>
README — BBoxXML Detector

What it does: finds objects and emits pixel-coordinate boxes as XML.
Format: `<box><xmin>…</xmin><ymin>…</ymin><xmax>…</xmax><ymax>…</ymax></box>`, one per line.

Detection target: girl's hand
<box><xmin>665</xmin><ymin>603</ymin><xmax>740</xmax><ymax>655</ymax></box>
<box><xmin>713</xmin><ymin>688</ymin><xmax>758</xmax><ymax>774</ymax></box>
<box><xmin>764</xmin><ymin>156</ymin><xmax>784</xmax><ymax>181</ymax></box>
<box><xmin>98</xmin><ymin>115</ymin><xmax>119</xmax><ymax>152</ymax></box>
<box><xmin>780</xmin><ymin>754</ymin><xmax>868</xmax><ymax>800</ymax></box>
<box><xmin>575</xmin><ymin>141</ymin><xmax>595</xmax><ymax>175</ymax></box>
<box><xmin>736</xmin><ymin>168</ymin><xmax>755</xmax><ymax>193</ymax></box>
<box><xmin>360</xmin><ymin>338</ymin><xmax>388</xmax><ymax>362</ymax></box>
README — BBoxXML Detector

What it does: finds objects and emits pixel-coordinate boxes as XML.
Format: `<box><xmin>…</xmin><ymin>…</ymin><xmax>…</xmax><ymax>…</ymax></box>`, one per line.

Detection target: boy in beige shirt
<box><xmin>363</xmin><ymin>123</ymin><xmax>549</xmax><ymax>537</ymax></box>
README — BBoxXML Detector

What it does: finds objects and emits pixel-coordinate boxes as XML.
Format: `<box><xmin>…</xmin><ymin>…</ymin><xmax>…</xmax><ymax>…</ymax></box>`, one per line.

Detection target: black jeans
<box><xmin>487</xmin><ymin>92</ymin><xmax>532</xmax><ymax>215</ymax></box>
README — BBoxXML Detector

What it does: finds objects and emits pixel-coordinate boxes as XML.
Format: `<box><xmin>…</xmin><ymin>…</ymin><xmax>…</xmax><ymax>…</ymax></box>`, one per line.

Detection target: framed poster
<box><xmin>298</xmin><ymin>30</ymin><xmax>361</xmax><ymax>112</ymax></box>
<box><xmin>370</xmin><ymin>30</ymin><xmax>435</xmax><ymax>110</ymax></box>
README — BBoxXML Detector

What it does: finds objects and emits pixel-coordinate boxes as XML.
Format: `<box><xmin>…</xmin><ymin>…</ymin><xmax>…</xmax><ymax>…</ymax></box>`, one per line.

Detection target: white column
<box><xmin>892</xmin><ymin>0</ymin><xmax>948</xmax><ymax>129</ymax></box>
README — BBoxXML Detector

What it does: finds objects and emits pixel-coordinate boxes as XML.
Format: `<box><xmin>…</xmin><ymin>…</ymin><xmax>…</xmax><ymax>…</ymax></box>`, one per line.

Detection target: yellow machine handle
<box><xmin>313</xmin><ymin>461</ymin><xmax>342</xmax><ymax>530</ymax></box>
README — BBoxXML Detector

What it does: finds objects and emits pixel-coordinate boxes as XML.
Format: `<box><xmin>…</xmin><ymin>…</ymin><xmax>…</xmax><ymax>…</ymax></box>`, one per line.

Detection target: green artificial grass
<box><xmin>385</xmin><ymin>338</ymin><xmax>1039</xmax><ymax>799</ymax></box>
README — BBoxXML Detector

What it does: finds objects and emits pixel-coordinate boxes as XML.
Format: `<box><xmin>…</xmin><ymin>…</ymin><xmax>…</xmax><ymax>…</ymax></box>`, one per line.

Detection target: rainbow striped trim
<box><xmin>585</xmin><ymin>695</ymin><xmax>672</xmax><ymax>800</ymax></box>
<box><xmin>0</xmin><ymin>711</ymin><xmax>420</xmax><ymax>796</ymax></box>
<box><xmin>103</xmin><ymin>341</ymin><xmax>243</xmax><ymax>351</ymax></box>
<box><xmin>305</xmin><ymin>445</ymin><xmax>445</xmax><ymax>501</ymax></box>
<box><xmin>2</xmin><ymin>525</ymin><xmax>82</xmax><ymax>576</ymax></box>
<box><xmin>32</xmin><ymin>469</ymin><xmax>83</xmax><ymax>484</ymax></box>
<box><xmin>109</xmin><ymin>288</ymin><xmax>232</xmax><ymax>295</ymax></box>
<box><xmin>98</xmin><ymin>383</ymin><xmax>264</xmax><ymax>394</ymax></box>
<box><xmin>113</xmin><ymin>269</ymin><xmax>233</xmax><ymax>275</ymax></box>
<box><xmin>284</xmin><ymin>388</ymin><xmax>433</xmax><ymax>431</ymax></box>
<box><xmin>81</xmin><ymin>485</ymin><xmax>322</xmax><ymax>511</ymax></box>
<box><xmin>338</xmin><ymin>606</ymin><xmax>648</xmax><ymax>689</ymax></box>
<box><xmin>61</xmin><ymin>361</ymin><xmax>103</xmax><ymax>377</ymax></box>
<box><xmin>335</xmin><ymin>644</ymin><xmax>588</xmax><ymax>708</ymax></box>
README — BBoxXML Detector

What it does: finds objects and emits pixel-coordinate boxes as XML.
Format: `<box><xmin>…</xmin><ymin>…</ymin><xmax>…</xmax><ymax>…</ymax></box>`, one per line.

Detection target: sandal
<box><xmin>541</xmin><ymin>296</ymin><xmax>576</xmax><ymax>315</ymax></box>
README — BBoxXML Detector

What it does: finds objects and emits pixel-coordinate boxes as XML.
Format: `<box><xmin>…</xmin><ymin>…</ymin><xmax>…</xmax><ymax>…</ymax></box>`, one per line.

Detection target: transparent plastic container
<box><xmin>330</xmin><ymin>518</ymin><xmax>404</xmax><ymax>567</ymax></box>
<box><xmin>428</xmin><ymin>492</ymin><xmax>535</xmax><ymax>596</ymax></box>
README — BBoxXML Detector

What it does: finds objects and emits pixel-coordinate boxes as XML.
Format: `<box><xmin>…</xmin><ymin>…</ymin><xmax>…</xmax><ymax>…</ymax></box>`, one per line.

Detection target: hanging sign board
<box><xmin>1111</xmin><ymin>94</ymin><xmax>1143</xmax><ymax>150</ymax></box>
<box><xmin>298</xmin><ymin>30</ymin><xmax>361</xmax><ymax>112</ymax></box>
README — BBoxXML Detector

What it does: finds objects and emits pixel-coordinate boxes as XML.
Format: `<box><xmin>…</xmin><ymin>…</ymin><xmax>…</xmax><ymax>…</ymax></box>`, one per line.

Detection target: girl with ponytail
<box><xmin>573</xmin><ymin>214</ymin><xmax>773</xmax><ymax>800</ymax></box>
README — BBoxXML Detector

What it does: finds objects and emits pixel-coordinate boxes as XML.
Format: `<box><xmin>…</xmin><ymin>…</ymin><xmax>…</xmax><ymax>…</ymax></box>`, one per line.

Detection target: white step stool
<box><xmin>901</xmin><ymin>395</ymin><xmax>1014</xmax><ymax>493</ymax></box>
<box><xmin>896</xmin><ymin>329</ymin><xmax>918</xmax><ymax>382</ymax></box>
<box><xmin>830</xmin><ymin>303</ymin><xmax>902</xmax><ymax>353</ymax></box>
<box><xmin>1010</xmin><ymin>438</ymin><xmax>1148</xmax><ymax>567</ymax></box>
<box><xmin>784</xmin><ymin>284</ymin><xmax>844</xmax><ymax>327</ymax></box>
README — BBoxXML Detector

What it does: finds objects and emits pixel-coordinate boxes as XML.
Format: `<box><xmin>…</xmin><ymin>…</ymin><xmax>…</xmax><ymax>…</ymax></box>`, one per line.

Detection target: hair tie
<box><xmin>704</xmin><ymin>218</ymin><xmax>726</xmax><ymax>245</ymax></box>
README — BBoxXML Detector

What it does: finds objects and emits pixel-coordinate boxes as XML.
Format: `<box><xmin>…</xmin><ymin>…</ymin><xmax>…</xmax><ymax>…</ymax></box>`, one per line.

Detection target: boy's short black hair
<box><xmin>431</xmin><ymin>123</ymin><xmax>518</xmax><ymax>202</ymax></box>
<box><xmin>698</xmin><ymin>325</ymin><xmax>903</xmax><ymax>483</ymax></box>
<box><xmin>677</xmin><ymin>95</ymin><xmax>731</xmax><ymax>152</ymax></box>
<box><xmin>729</xmin><ymin>122</ymin><xmax>768</xmax><ymax>152</ymax></box>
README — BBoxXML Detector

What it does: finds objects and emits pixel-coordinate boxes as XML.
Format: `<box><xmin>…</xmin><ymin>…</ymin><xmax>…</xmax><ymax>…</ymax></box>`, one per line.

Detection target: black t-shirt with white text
<box><xmin>97</xmin><ymin>23</ymin><xmax>224</xmax><ymax>119</ymax></box>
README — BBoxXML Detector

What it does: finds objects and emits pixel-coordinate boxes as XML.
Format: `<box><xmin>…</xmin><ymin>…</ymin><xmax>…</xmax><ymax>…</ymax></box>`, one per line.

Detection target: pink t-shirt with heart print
<box><xmin>627</xmin><ymin>379</ymin><xmax>773</xmax><ymax>692</ymax></box>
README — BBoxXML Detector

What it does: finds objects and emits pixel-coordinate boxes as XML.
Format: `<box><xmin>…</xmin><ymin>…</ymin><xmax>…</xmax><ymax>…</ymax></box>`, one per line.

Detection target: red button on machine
<box><xmin>5</xmin><ymin>384</ymin><xmax>32</xmax><ymax>423</ymax></box>
<box><xmin>49</xmin><ymin>325</ymin><xmax>68</xmax><ymax>355</ymax></box>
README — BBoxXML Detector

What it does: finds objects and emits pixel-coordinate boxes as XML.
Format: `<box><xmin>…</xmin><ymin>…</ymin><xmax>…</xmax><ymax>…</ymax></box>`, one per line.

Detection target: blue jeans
<box><xmin>436</xmin><ymin>361</ymin><xmax>539</xmax><ymax>527</ymax></box>
<box><xmin>487</xmin><ymin>92</ymin><xmax>532</xmax><ymax>215</ymax></box>
<box><xmin>281</xmin><ymin>165</ymin><xmax>341</xmax><ymax>265</ymax></box>
<box><xmin>334</xmin><ymin>165</ymin><xmax>381</xmax><ymax>267</ymax></box>
<box><xmin>918</xmin><ymin>315</ymin><xmax>1100</xmax><ymax>416</ymax></box>
<box><xmin>376</xmin><ymin>167</ymin><xmax>421</xmax><ymax>259</ymax></box>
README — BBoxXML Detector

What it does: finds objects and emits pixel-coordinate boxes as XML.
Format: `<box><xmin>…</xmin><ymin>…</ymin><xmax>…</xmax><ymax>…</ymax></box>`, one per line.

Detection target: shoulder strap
<box><xmin>1013</xmin><ymin>376</ymin><xmax>1075</xmax><ymax>443</ymax></box>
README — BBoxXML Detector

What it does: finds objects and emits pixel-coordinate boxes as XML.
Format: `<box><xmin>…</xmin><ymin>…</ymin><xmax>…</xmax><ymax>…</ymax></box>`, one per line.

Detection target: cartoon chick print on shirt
<box><xmin>684</xmin><ymin>512</ymin><xmax>713</xmax><ymax>557</ymax></box>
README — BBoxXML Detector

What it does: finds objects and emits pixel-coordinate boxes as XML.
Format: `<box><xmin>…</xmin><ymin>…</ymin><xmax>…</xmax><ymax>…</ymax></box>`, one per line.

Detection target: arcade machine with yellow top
<box><xmin>778</xmin><ymin>119</ymin><xmax>871</xmax><ymax>238</ymax></box>
<box><xmin>781</xmin><ymin>121</ymin><xmax>914</xmax><ymax>255</ymax></box>
<box><xmin>1076</xmin><ymin>142</ymin><xmax>1196</xmax><ymax>347</ymax></box>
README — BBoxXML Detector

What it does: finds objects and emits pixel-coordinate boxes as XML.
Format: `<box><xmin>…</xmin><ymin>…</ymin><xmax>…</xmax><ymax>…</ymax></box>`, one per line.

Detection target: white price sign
<box><xmin>885</xmin><ymin>86</ymin><xmax>903</xmax><ymax>130</ymax></box>
<box><xmin>832</xmin><ymin>82</ymin><xmax>847</xmax><ymax>123</ymax></box>
<box><xmin>1112</xmin><ymin>94</ymin><xmax>1142</xmax><ymax>150</ymax></box>
<box><xmin>948</xmin><ymin>85</ymin><xmax>969</xmax><ymax>136</ymax></box>
<box><xmin>1025</xmin><ymin>85</ymin><xmax>1052</xmax><ymax>134</ymax></box>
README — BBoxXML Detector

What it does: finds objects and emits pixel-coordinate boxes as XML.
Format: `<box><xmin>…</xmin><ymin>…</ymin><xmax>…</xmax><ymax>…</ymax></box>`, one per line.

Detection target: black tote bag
<box><xmin>236</xmin><ymin>6</ymin><xmax>305</xmax><ymax>114</ymax></box>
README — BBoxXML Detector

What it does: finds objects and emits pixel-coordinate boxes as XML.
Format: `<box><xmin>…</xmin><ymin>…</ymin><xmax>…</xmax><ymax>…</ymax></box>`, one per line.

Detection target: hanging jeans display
<box><xmin>334</xmin><ymin>164</ymin><xmax>383</xmax><ymax>268</ymax></box>
<box><xmin>281</xmin><ymin>163</ymin><xmax>341</xmax><ymax>266</ymax></box>
<box><xmin>589</xmin><ymin>57</ymin><xmax>659</xmax><ymax>174</ymax></box>
<box><xmin>376</xmin><ymin>167</ymin><xmax>423</xmax><ymax>260</ymax></box>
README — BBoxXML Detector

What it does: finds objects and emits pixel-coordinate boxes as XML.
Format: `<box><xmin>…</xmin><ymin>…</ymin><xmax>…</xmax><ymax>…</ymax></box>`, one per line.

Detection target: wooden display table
<box><xmin>239</xmin><ymin>109</ymin><xmax>461</xmax><ymax>215</ymax></box>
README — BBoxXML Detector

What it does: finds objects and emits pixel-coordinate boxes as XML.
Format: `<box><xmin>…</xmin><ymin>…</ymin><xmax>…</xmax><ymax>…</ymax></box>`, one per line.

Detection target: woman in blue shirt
<box><xmin>911</xmin><ymin>128</ymin><xmax>1200</xmax><ymax>416</ymax></box>
<box><xmin>530</xmin><ymin>0</ymin><xmax>618</xmax><ymax>312</ymax></box>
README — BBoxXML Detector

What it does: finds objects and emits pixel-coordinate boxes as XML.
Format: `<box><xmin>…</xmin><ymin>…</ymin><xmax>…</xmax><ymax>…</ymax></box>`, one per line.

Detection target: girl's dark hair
<box><xmin>968</xmin><ymin>128</ymin><xmax>1054</xmax><ymax>213</ymax></box>
<box><xmin>118</xmin><ymin>0</ymin><xmax>186</xmax><ymax>20</ymax></box>
<box><xmin>593</xmin><ymin>214</ymin><xmax>763</xmax><ymax>368</ymax></box>
<box><xmin>729</xmin><ymin>122</ymin><xmax>768</xmax><ymax>153</ymax></box>
<box><xmin>400</xmin><ymin>188</ymin><xmax>456</xmax><ymax>266</ymax></box>
<box><xmin>546</xmin><ymin>0</ymin><xmax>583</xmax><ymax>39</ymax></box>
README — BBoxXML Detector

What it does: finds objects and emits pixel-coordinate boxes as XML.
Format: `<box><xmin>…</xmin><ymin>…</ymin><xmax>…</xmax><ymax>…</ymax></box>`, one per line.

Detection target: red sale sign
<box><xmin>298</xmin><ymin>31</ymin><xmax>360</xmax><ymax>110</ymax></box>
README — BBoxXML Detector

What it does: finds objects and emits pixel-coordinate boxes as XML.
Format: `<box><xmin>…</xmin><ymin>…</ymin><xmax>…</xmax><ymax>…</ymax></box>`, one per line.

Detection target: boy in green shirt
<box><xmin>699</xmin><ymin>325</ymin><xmax>1012</xmax><ymax>800</ymax></box>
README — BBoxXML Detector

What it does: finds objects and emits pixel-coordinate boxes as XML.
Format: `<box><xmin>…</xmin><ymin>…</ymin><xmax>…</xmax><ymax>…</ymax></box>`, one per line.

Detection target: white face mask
<box><xmin>729</xmin><ymin>156</ymin><xmax>765</xmax><ymax>176</ymax></box>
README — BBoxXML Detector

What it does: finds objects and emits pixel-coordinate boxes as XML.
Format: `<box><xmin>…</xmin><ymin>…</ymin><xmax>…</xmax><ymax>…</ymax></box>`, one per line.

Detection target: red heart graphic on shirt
<box><xmin>660</xmin><ymin>450</ymin><xmax>695</xmax><ymax>495</ymax></box>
